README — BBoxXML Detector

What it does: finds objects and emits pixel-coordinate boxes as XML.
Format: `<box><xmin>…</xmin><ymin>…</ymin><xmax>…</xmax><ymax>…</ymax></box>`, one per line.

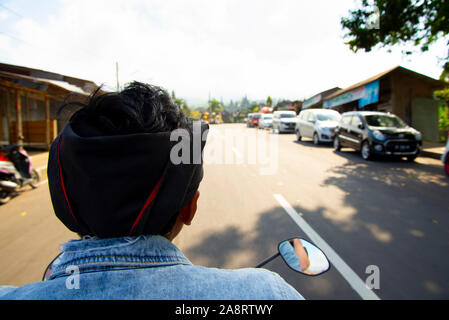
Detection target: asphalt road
<box><xmin>176</xmin><ymin>123</ymin><xmax>449</xmax><ymax>300</ymax></box>
<box><xmin>0</xmin><ymin>123</ymin><xmax>448</xmax><ymax>300</ymax></box>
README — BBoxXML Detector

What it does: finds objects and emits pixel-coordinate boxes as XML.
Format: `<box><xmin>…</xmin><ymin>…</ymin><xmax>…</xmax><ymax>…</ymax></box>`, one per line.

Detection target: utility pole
<box><xmin>208</xmin><ymin>91</ymin><xmax>211</xmax><ymax>113</ymax></box>
<box><xmin>116</xmin><ymin>62</ymin><xmax>120</xmax><ymax>92</ymax></box>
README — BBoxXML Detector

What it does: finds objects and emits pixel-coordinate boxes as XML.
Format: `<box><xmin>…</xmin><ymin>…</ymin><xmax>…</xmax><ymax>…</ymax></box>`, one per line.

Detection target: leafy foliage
<box><xmin>341</xmin><ymin>0</ymin><xmax>449</xmax><ymax>73</ymax></box>
<box><xmin>266</xmin><ymin>96</ymin><xmax>273</xmax><ymax>107</ymax></box>
<box><xmin>171</xmin><ymin>90</ymin><xmax>190</xmax><ymax>118</ymax></box>
<box><xmin>435</xmin><ymin>88</ymin><xmax>449</xmax><ymax>130</ymax></box>
<box><xmin>208</xmin><ymin>98</ymin><xmax>223</xmax><ymax>114</ymax></box>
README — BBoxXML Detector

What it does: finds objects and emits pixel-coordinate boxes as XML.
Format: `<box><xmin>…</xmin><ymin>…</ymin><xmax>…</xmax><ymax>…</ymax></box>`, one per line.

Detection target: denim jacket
<box><xmin>0</xmin><ymin>235</ymin><xmax>304</xmax><ymax>300</ymax></box>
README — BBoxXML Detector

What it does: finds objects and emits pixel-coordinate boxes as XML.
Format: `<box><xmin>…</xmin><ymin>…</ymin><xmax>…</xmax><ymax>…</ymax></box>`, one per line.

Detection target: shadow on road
<box><xmin>293</xmin><ymin>140</ymin><xmax>333</xmax><ymax>149</ymax></box>
<box><xmin>183</xmin><ymin>207</ymin><xmax>361</xmax><ymax>300</ymax></box>
<box><xmin>331</xmin><ymin>148</ymin><xmax>446</xmax><ymax>177</ymax></box>
<box><xmin>184</xmin><ymin>209</ymin><xmax>290</xmax><ymax>268</ymax></box>
<box><xmin>315</xmin><ymin>150</ymin><xmax>449</xmax><ymax>299</ymax></box>
<box><xmin>184</xmin><ymin>198</ymin><xmax>449</xmax><ymax>299</ymax></box>
<box><xmin>184</xmin><ymin>147</ymin><xmax>449</xmax><ymax>299</ymax></box>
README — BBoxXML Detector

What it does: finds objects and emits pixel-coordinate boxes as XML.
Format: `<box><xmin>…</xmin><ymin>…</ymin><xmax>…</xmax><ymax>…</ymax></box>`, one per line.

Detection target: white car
<box><xmin>295</xmin><ymin>109</ymin><xmax>341</xmax><ymax>144</ymax></box>
<box><xmin>259</xmin><ymin>113</ymin><xmax>273</xmax><ymax>129</ymax></box>
<box><xmin>272</xmin><ymin>111</ymin><xmax>297</xmax><ymax>133</ymax></box>
<box><xmin>442</xmin><ymin>132</ymin><xmax>449</xmax><ymax>176</ymax></box>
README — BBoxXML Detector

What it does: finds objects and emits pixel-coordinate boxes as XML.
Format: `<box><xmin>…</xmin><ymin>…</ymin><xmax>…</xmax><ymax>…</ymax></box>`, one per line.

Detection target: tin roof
<box><xmin>302</xmin><ymin>87</ymin><xmax>342</xmax><ymax>109</ymax></box>
<box><xmin>0</xmin><ymin>62</ymin><xmax>98</xmax><ymax>97</ymax></box>
<box><xmin>324</xmin><ymin>66</ymin><xmax>447</xmax><ymax>101</ymax></box>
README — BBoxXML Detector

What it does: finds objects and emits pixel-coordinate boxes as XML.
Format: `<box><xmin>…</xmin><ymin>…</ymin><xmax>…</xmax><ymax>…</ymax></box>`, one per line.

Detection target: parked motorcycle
<box><xmin>0</xmin><ymin>144</ymin><xmax>40</xmax><ymax>204</ymax></box>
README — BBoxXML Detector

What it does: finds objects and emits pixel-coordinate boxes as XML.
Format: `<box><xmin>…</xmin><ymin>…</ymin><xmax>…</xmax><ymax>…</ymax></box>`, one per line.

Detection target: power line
<box><xmin>0</xmin><ymin>2</ymin><xmax>141</xmax><ymax>86</ymax></box>
<box><xmin>0</xmin><ymin>30</ymin><xmax>37</xmax><ymax>49</ymax></box>
<box><xmin>6</xmin><ymin>30</ymin><xmax>90</xmax><ymax>65</ymax></box>
<box><xmin>0</xmin><ymin>3</ymin><xmax>24</xmax><ymax>19</ymax></box>
<box><xmin>0</xmin><ymin>3</ymin><xmax>106</xmax><ymax>62</ymax></box>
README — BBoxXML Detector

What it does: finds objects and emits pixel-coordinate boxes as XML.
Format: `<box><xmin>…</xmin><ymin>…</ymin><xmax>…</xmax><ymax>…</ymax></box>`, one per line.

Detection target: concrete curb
<box><xmin>34</xmin><ymin>165</ymin><xmax>48</xmax><ymax>182</ymax></box>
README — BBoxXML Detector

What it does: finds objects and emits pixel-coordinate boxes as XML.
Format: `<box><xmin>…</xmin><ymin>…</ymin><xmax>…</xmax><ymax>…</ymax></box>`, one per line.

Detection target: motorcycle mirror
<box><xmin>278</xmin><ymin>238</ymin><xmax>330</xmax><ymax>276</ymax></box>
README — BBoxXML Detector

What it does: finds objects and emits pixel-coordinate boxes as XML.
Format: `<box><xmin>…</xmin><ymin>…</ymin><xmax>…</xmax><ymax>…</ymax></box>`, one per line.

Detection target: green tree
<box><xmin>341</xmin><ymin>0</ymin><xmax>449</xmax><ymax>74</ymax></box>
<box><xmin>208</xmin><ymin>98</ymin><xmax>223</xmax><ymax>113</ymax></box>
<box><xmin>171</xmin><ymin>91</ymin><xmax>190</xmax><ymax>117</ymax></box>
<box><xmin>266</xmin><ymin>96</ymin><xmax>273</xmax><ymax>108</ymax></box>
<box><xmin>435</xmin><ymin>88</ymin><xmax>449</xmax><ymax>135</ymax></box>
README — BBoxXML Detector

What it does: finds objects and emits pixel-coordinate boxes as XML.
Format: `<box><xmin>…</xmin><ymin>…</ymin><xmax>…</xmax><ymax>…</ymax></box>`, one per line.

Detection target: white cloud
<box><xmin>0</xmin><ymin>0</ymin><xmax>446</xmax><ymax>105</ymax></box>
<box><xmin>0</xmin><ymin>11</ymin><xmax>8</xmax><ymax>21</ymax></box>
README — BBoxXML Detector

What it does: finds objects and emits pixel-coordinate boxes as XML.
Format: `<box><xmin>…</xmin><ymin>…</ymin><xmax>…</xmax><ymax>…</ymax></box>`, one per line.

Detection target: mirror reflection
<box><xmin>278</xmin><ymin>238</ymin><xmax>330</xmax><ymax>276</ymax></box>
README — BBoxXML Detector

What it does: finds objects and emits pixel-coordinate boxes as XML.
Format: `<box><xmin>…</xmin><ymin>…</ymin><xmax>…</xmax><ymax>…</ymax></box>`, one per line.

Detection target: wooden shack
<box><xmin>0</xmin><ymin>63</ymin><xmax>99</xmax><ymax>149</ymax></box>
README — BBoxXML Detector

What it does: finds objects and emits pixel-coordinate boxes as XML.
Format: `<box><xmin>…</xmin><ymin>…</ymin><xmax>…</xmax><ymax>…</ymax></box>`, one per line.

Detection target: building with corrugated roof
<box><xmin>322</xmin><ymin>66</ymin><xmax>448</xmax><ymax>141</ymax></box>
<box><xmin>302</xmin><ymin>87</ymin><xmax>341</xmax><ymax>110</ymax></box>
<box><xmin>0</xmin><ymin>63</ymin><xmax>99</xmax><ymax>149</ymax></box>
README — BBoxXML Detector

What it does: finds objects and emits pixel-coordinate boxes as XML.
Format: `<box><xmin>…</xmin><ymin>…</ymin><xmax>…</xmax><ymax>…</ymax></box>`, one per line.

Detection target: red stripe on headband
<box><xmin>129</xmin><ymin>177</ymin><xmax>163</xmax><ymax>235</ymax></box>
<box><xmin>57</xmin><ymin>135</ymin><xmax>78</xmax><ymax>225</ymax></box>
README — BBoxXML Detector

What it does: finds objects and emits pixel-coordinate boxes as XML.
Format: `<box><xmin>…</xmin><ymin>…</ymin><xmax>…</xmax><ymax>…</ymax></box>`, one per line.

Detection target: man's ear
<box><xmin>179</xmin><ymin>191</ymin><xmax>200</xmax><ymax>226</ymax></box>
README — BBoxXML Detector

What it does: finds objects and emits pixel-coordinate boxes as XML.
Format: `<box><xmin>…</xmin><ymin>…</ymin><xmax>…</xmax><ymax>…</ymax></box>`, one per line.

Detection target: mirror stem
<box><xmin>255</xmin><ymin>252</ymin><xmax>280</xmax><ymax>268</ymax></box>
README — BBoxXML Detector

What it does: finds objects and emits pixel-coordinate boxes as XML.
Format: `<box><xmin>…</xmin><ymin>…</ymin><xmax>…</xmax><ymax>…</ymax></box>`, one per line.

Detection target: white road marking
<box><xmin>274</xmin><ymin>193</ymin><xmax>381</xmax><ymax>300</ymax></box>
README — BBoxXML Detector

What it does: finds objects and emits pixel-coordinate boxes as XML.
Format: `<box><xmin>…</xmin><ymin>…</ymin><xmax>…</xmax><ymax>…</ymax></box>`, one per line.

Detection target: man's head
<box><xmin>47</xmin><ymin>82</ymin><xmax>208</xmax><ymax>239</ymax></box>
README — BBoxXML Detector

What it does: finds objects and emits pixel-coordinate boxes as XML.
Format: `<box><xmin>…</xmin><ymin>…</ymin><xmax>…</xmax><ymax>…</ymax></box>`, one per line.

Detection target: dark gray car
<box><xmin>333</xmin><ymin>111</ymin><xmax>422</xmax><ymax>161</ymax></box>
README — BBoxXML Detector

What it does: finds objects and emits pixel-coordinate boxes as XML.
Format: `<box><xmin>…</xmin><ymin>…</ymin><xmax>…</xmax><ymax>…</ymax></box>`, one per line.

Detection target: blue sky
<box><xmin>0</xmin><ymin>0</ymin><xmax>447</xmax><ymax>106</ymax></box>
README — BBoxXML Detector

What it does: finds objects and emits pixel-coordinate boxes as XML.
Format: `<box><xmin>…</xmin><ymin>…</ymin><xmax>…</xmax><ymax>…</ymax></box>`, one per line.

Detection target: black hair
<box><xmin>59</xmin><ymin>82</ymin><xmax>191</xmax><ymax>136</ymax></box>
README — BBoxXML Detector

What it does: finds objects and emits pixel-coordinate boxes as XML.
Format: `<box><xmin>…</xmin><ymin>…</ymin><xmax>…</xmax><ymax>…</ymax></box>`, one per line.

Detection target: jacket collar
<box><xmin>47</xmin><ymin>235</ymin><xmax>192</xmax><ymax>280</ymax></box>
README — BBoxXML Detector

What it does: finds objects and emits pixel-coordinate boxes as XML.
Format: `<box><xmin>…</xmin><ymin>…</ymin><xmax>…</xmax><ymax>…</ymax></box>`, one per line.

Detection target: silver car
<box><xmin>295</xmin><ymin>109</ymin><xmax>341</xmax><ymax>144</ymax></box>
<box><xmin>272</xmin><ymin>111</ymin><xmax>297</xmax><ymax>133</ymax></box>
<box><xmin>259</xmin><ymin>113</ymin><xmax>273</xmax><ymax>129</ymax></box>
